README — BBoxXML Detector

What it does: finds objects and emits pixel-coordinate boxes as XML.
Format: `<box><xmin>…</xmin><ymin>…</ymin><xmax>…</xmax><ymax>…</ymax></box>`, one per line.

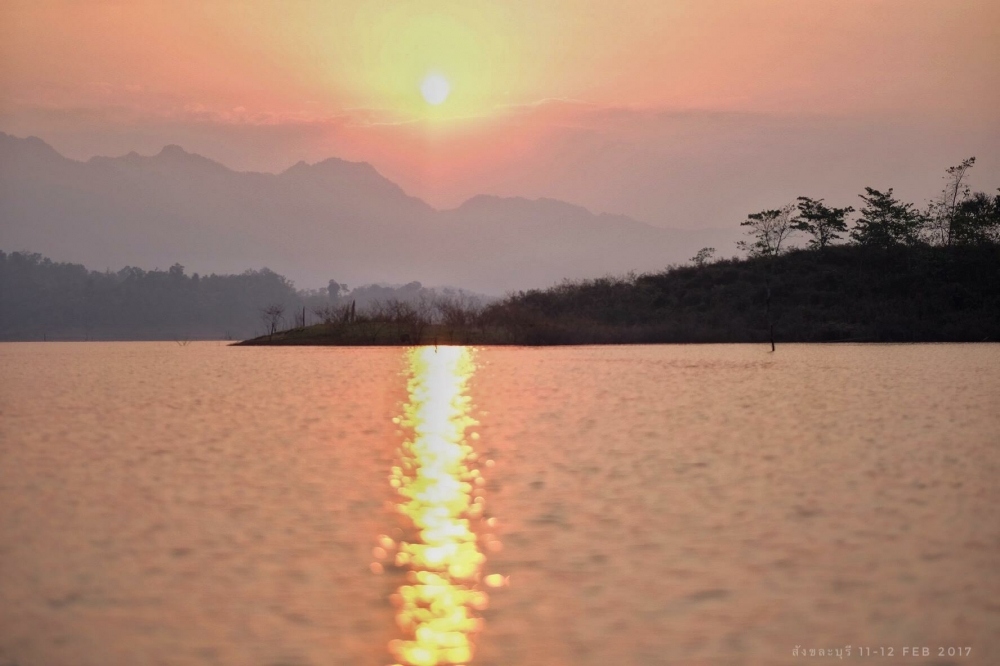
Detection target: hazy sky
<box><xmin>2</xmin><ymin>0</ymin><xmax>998</xmax><ymax>226</ymax></box>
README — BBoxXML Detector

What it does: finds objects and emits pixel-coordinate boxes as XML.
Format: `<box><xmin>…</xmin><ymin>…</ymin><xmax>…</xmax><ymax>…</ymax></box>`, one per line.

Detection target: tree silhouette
<box><xmin>260</xmin><ymin>304</ymin><xmax>285</xmax><ymax>339</ymax></box>
<box><xmin>691</xmin><ymin>247</ymin><xmax>716</xmax><ymax>267</ymax></box>
<box><xmin>737</xmin><ymin>205</ymin><xmax>796</xmax><ymax>259</ymax></box>
<box><xmin>792</xmin><ymin>197</ymin><xmax>853</xmax><ymax>249</ymax></box>
<box><xmin>737</xmin><ymin>204</ymin><xmax>796</xmax><ymax>351</ymax></box>
<box><xmin>851</xmin><ymin>188</ymin><xmax>925</xmax><ymax>249</ymax></box>
<box><xmin>953</xmin><ymin>189</ymin><xmax>1000</xmax><ymax>245</ymax></box>
<box><xmin>927</xmin><ymin>157</ymin><xmax>975</xmax><ymax>246</ymax></box>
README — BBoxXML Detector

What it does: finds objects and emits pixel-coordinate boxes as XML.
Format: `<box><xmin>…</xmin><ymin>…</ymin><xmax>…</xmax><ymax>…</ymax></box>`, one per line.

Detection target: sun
<box><xmin>420</xmin><ymin>73</ymin><xmax>451</xmax><ymax>105</ymax></box>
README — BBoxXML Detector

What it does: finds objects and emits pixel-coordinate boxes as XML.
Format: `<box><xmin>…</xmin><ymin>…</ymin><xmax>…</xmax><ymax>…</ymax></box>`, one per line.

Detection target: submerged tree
<box><xmin>737</xmin><ymin>204</ymin><xmax>796</xmax><ymax>351</ymax></box>
<box><xmin>851</xmin><ymin>188</ymin><xmax>925</xmax><ymax>249</ymax></box>
<box><xmin>792</xmin><ymin>197</ymin><xmax>854</xmax><ymax>249</ymax></box>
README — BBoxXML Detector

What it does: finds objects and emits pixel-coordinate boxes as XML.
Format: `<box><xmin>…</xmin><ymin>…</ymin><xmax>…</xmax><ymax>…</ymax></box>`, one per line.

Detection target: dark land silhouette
<box><xmin>8</xmin><ymin>241</ymin><xmax>996</xmax><ymax>346</ymax></box>
<box><xmin>238</xmin><ymin>243</ymin><xmax>1000</xmax><ymax>346</ymax></box>
<box><xmin>0</xmin><ymin>251</ymin><xmax>483</xmax><ymax>341</ymax></box>
<box><xmin>4</xmin><ymin>151</ymin><xmax>998</xmax><ymax>345</ymax></box>
<box><xmin>240</xmin><ymin>158</ymin><xmax>1000</xmax><ymax>346</ymax></box>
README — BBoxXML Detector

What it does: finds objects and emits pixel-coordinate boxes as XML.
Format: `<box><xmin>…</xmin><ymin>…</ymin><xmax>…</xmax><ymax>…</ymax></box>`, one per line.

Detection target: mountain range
<box><xmin>0</xmin><ymin>132</ymin><xmax>739</xmax><ymax>294</ymax></box>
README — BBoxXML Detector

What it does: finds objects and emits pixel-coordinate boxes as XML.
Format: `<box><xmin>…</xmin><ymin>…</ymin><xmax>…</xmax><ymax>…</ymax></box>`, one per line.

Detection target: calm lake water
<box><xmin>1</xmin><ymin>343</ymin><xmax>998</xmax><ymax>666</ymax></box>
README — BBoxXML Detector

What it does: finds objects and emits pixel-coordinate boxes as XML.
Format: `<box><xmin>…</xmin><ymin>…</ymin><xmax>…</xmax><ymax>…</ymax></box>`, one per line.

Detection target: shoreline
<box><xmin>233</xmin><ymin>323</ymin><xmax>994</xmax><ymax>347</ymax></box>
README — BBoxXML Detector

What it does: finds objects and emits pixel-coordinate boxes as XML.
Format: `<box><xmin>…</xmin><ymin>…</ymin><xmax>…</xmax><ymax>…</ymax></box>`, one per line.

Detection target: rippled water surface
<box><xmin>1</xmin><ymin>342</ymin><xmax>998</xmax><ymax>666</ymax></box>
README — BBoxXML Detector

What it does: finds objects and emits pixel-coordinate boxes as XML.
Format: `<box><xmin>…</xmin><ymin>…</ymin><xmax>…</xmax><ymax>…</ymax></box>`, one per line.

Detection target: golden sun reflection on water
<box><xmin>382</xmin><ymin>346</ymin><xmax>492</xmax><ymax>666</ymax></box>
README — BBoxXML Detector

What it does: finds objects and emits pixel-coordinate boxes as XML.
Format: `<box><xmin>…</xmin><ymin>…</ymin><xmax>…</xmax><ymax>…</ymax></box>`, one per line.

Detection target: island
<box><xmin>238</xmin><ymin>243</ymin><xmax>1000</xmax><ymax>346</ymax></box>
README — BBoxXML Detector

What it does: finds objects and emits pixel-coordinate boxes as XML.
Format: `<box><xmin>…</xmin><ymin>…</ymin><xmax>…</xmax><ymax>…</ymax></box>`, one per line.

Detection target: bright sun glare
<box><xmin>420</xmin><ymin>73</ymin><xmax>451</xmax><ymax>105</ymax></box>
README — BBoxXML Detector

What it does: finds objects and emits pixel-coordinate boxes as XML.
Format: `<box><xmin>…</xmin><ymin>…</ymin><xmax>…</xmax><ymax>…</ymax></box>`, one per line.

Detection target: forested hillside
<box><xmin>0</xmin><ymin>252</ymin><xmax>478</xmax><ymax>340</ymax></box>
<box><xmin>477</xmin><ymin>161</ymin><xmax>1000</xmax><ymax>344</ymax></box>
<box><xmin>478</xmin><ymin>244</ymin><xmax>1000</xmax><ymax>344</ymax></box>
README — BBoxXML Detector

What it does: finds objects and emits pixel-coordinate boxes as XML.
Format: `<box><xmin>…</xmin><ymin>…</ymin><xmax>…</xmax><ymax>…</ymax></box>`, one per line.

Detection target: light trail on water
<box><xmin>375</xmin><ymin>346</ymin><xmax>500</xmax><ymax>666</ymax></box>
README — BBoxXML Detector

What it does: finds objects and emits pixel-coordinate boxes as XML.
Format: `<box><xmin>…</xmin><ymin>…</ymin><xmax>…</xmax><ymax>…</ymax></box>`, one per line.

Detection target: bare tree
<box><xmin>737</xmin><ymin>204</ymin><xmax>797</xmax><ymax>259</ymax></box>
<box><xmin>436</xmin><ymin>293</ymin><xmax>479</xmax><ymax>322</ymax></box>
<box><xmin>358</xmin><ymin>300</ymin><xmax>389</xmax><ymax>342</ymax></box>
<box><xmin>926</xmin><ymin>157</ymin><xmax>975</xmax><ymax>246</ymax></box>
<box><xmin>736</xmin><ymin>204</ymin><xmax>796</xmax><ymax>351</ymax></box>
<box><xmin>690</xmin><ymin>247</ymin><xmax>716</xmax><ymax>267</ymax></box>
<box><xmin>384</xmin><ymin>298</ymin><xmax>431</xmax><ymax>343</ymax></box>
<box><xmin>260</xmin><ymin>304</ymin><xmax>285</xmax><ymax>339</ymax></box>
<box><xmin>313</xmin><ymin>303</ymin><xmax>352</xmax><ymax>325</ymax></box>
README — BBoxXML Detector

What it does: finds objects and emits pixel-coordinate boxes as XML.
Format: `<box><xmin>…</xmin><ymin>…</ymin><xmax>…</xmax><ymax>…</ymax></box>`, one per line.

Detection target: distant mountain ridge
<box><xmin>0</xmin><ymin>132</ymin><xmax>739</xmax><ymax>293</ymax></box>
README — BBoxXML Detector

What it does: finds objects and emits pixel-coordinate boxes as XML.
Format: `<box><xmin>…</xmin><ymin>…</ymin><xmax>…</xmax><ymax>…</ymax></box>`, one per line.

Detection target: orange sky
<box><xmin>2</xmin><ymin>0</ymin><xmax>998</xmax><ymax>224</ymax></box>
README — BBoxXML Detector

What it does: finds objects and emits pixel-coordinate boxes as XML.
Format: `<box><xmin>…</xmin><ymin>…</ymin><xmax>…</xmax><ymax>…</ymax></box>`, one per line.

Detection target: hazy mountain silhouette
<box><xmin>0</xmin><ymin>133</ymin><xmax>739</xmax><ymax>293</ymax></box>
